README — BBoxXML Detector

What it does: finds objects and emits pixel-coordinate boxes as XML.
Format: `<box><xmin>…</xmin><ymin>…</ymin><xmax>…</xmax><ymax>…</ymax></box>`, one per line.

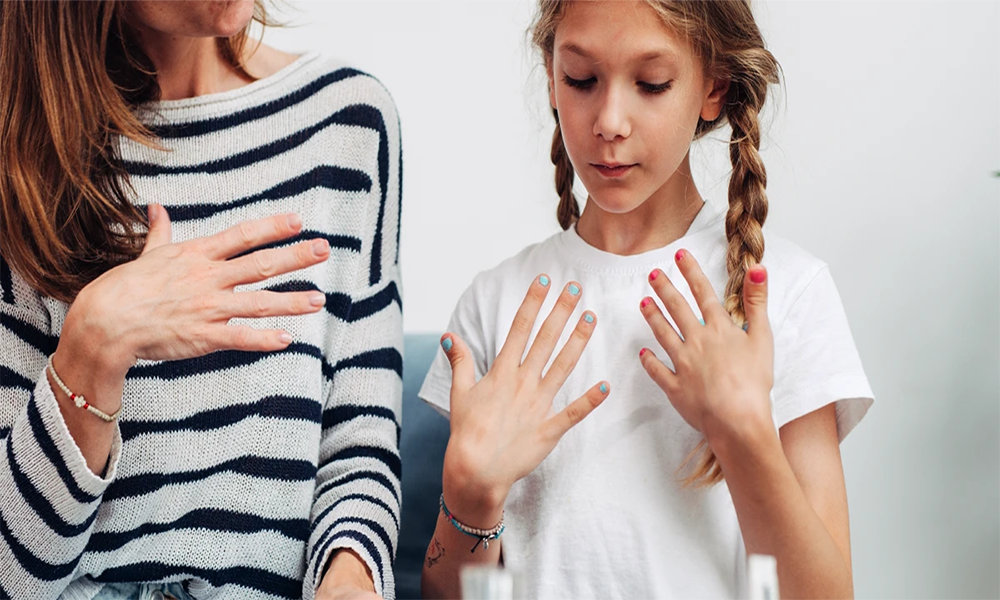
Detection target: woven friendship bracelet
<box><xmin>47</xmin><ymin>355</ymin><xmax>122</xmax><ymax>422</ymax></box>
<box><xmin>439</xmin><ymin>493</ymin><xmax>505</xmax><ymax>553</ymax></box>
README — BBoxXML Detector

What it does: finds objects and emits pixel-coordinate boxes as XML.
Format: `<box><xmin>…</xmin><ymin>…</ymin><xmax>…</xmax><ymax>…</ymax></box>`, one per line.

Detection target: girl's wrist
<box><xmin>441</xmin><ymin>468</ymin><xmax>507</xmax><ymax>530</ymax></box>
<box><xmin>702</xmin><ymin>400</ymin><xmax>777</xmax><ymax>464</ymax></box>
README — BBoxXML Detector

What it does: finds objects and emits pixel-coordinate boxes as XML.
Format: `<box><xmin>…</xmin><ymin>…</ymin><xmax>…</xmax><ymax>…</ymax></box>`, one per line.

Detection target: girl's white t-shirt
<box><xmin>419</xmin><ymin>201</ymin><xmax>874</xmax><ymax>599</ymax></box>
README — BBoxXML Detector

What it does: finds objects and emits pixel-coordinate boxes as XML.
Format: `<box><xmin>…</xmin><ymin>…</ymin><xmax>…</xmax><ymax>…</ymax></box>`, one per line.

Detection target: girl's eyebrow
<box><xmin>558</xmin><ymin>41</ymin><xmax>677</xmax><ymax>64</ymax></box>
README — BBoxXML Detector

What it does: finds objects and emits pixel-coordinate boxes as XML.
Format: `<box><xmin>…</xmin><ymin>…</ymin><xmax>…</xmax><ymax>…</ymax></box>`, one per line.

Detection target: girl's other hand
<box><xmin>638</xmin><ymin>250</ymin><xmax>774</xmax><ymax>445</ymax></box>
<box><xmin>60</xmin><ymin>204</ymin><xmax>330</xmax><ymax>379</ymax></box>
<box><xmin>439</xmin><ymin>276</ymin><xmax>609</xmax><ymax>527</ymax></box>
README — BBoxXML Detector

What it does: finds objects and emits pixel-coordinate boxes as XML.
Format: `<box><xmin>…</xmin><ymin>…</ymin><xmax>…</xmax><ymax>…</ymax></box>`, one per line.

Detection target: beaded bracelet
<box><xmin>47</xmin><ymin>355</ymin><xmax>121</xmax><ymax>422</ymax></box>
<box><xmin>439</xmin><ymin>494</ymin><xmax>505</xmax><ymax>553</ymax></box>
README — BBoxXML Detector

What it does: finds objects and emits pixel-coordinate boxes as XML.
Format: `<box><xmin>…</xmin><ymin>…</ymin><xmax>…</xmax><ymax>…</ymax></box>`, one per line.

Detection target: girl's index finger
<box><xmin>673</xmin><ymin>249</ymin><xmax>728</xmax><ymax>324</ymax></box>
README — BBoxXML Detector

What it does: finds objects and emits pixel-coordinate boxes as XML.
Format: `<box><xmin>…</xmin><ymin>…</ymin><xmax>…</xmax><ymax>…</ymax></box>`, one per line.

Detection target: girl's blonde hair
<box><xmin>0</xmin><ymin>0</ymin><xmax>269</xmax><ymax>303</ymax></box>
<box><xmin>532</xmin><ymin>0</ymin><xmax>781</xmax><ymax>486</ymax></box>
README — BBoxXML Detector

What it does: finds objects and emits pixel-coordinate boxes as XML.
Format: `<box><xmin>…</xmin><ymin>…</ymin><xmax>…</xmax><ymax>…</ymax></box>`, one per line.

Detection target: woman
<box><xmin>0</xmin><ymin>2</ymin><xmax>402</xmax><ymax>599</ymax></box>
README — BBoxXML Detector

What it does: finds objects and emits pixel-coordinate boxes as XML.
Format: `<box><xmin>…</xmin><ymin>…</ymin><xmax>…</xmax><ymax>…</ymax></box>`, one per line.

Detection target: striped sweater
<box><xmin>0</xmin><ymin>54</ymin><xmax>402</xmax><ymax>600</ymax></box>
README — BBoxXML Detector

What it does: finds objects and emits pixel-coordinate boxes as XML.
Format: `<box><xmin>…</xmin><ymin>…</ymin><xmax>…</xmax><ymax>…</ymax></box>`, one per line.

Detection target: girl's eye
<box><xmin>562</xmin><ymin>75</ymin><xmax>597</xmax><ymax>90</ymax></box>
<box><xmin>638</xmin><ymin>80</ymin><xmax>673</xmax><ymax>94</ymax></box>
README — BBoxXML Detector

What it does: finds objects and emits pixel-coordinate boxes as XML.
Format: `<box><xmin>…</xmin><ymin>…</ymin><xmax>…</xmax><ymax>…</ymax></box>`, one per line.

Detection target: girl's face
<box><xmin>548</xmin><ymin>1</ymin><xmax>728</xmax><ymax>215</ymax></box>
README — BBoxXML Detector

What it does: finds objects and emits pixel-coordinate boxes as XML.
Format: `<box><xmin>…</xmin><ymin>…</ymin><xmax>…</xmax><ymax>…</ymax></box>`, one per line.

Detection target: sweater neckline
<box><xmin>140</xmin><ymin>52</ymin><xmax>322</xmax><ymax>113</ymax></box>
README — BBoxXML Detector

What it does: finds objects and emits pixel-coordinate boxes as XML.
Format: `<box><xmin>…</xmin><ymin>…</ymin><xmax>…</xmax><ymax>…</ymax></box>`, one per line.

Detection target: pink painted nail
<box><xmin>675</xmin><ymin>249</ymin><xmax>685</xmax><ymax>262</ymax></box>
<box><xmin>639</xmin><ymin>348</ymin><xmax>648</xmax><ymax>357</ymax></box>
<box><xmin>649</xmin><ymin>269</ymin><xmax>659</xmax><ymax>281</ymax></box>
<box><xmin>640</xmin><ymin>297</ymin><xmax>652</xmax><ymax>309</ymax></box>
<box><xmin>750</xmin><ymin>269</ymin><xmax>766</xmax><ymax>284</ymax></box>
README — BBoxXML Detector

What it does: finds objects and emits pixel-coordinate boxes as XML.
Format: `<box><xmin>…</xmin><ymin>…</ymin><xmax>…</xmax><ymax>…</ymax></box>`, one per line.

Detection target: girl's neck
<box><xmin>575</xmin><ymin>153</ymin><xmax>706</xmax><ymax>256</ymax></box>
<box><xmin>137</xmin><ymin>34</ymin><xmax>251</xmax><ymax>101</ymax></box>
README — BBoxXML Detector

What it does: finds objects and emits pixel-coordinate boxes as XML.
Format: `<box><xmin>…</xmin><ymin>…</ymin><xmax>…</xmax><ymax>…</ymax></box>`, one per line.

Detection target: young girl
<box><xmin>419</xmin><ymin>1</ymin><xmax>872</xmax><ymax>598</ymax></box>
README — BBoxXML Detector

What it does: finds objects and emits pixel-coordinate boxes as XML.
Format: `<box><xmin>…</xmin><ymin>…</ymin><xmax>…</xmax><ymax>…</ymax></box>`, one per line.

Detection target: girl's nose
<box><xmin>593</xmin><ymin>87</ymin><xmax>632</xmax><ymax>141</ymax></box>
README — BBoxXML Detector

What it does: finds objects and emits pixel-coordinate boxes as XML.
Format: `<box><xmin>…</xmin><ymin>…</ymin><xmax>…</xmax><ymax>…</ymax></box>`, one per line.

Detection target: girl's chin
<box><xmin>585</xmin><ymin>191</ymin><xmax>648</xmax><ymax>216</ymax></box>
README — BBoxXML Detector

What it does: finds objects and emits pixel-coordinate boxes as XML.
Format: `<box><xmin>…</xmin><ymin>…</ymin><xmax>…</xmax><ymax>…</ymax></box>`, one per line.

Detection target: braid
<box><xmin>551</xmin><ymin>109</ymin><xmax>579</xmax><ymax>230</ymax></box>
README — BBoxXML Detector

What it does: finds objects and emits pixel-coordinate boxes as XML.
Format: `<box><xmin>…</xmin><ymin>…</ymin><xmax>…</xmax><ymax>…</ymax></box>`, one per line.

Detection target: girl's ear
<box><xmin>547</xmin><ymin>63</ymin><xmax>557</xmax><ymax>110</ymax></box>
<box><xmin>701</xmin><ymin>78</ymin><xmax>730</xmax><ymax>121</ymax></box>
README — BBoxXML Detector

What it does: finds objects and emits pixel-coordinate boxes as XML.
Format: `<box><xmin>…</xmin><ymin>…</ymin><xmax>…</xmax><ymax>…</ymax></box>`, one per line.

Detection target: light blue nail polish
<box><xmin>600</xmin><ymin>383</ymin><xmax>608</xmax><ymax>394</ymax></box>
<box><xmin>742</xmin><ymin>322</ymin><xmax>749</xmax><ymax>332</ymax></box>
<box><xmin>539</xmin><ymin>275</ymin><xmax>550</xmax><ymax>287</ymax></box>
<box><xmin>584</xmin><ymin>313</ymin><xmax>594</xmax><ymax>324</ymax></box>
<box><xmin>699</xmin><ymin>318</ymin><xmax>705</xmax><ymax>326</ymax></box>
<box><xmin>568</xmin><ymin>284</ymin><xmax>581</xmax><ymax>296</ymax></box>
<box><xmin>441</xmin><ymin>337</ymin><xmax>453</xmax><ymax>352</ymax></box>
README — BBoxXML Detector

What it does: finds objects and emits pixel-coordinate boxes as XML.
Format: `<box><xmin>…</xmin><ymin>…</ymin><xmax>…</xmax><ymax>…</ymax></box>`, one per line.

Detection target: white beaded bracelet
<box><xmin>47</xmin><ymin>355</ymin><xmax>121</xmax><ymax>422</ymax></box>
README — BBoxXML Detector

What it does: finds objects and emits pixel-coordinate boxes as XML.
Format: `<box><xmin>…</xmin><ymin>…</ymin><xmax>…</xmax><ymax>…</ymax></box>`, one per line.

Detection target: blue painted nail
<box><xmin>441</xmin><ymin>337</ymin><xmax>453</xmax><ymax>352</ymax></box>
<box><xmin>742</xmin><ymin>322</ymin><xmax>749</xmax><ymax>332</ymax></box>
<box><xmin>699</xmin><ymin>318</ymin><xmax>705</xmax><ymax>326</ymax></box>
<box><xmin>600</xmin><ymin>383</ymin><xmax>608</xmax><ymax>394</ymax></box>
<box><xmin>539</xmin><ymin>275</ymin><xmax>550</xmax><ymax>286</ymax></box>
<box><xmin>584</xmin><ymin>313</ymin><xmax>594</xmax><ymax>324</ymax></box>
<box><xmin>568</xmin><ymin>284</ymin><xmax>581</xmax><ymax>296</ymax></box>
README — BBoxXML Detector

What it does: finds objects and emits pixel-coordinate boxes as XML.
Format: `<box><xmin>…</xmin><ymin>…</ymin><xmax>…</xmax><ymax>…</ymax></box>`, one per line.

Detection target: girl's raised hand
<box><xmin>438</xmin><ymin>276</ymin><xmax>609</xmax><ymax>525</ymax></box>
<box><xmin>638</xmin><ymin>250</ymin><xmax>774</xmax><ymax>444</ymax></box>
<box><xmin>62</xmin><ymin>204</ymin><xmax>330</xmax><ymax>376</ymax></box>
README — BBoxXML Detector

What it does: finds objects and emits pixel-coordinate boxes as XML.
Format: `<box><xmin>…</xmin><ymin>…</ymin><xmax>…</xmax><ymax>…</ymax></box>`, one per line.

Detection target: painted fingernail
<box><xmin>742</xmin><ymin>322</ymin><xmax>749</xmax><ymax>332</ymax></box>
<box><xmin>699</xmin><ymin>318</ymin><xmax>705</xmax><ymax>326</ymax></box>
<box><xmin>675</xmin><ymin>249</ymin><xmax>685</xmax><ymax>262</ymax></box>
<box><xmin>583</xmin><ymin>313</ymin><xmax>594</xmax><ymax>324</ymax></box>
<box><xmin>539</xmin><ymin>275</ymin><xmax>550</xmax><ymax>287</ymax></box>
<box><xmin>441</xmin><ymin>337</ymin><xmax>453</xmax><ymax>352</ymax></box>
<box><xmin>310</xmin><ymin>293</ymin><xmax>326</xmax><ymax>307</ymax></box>
<box><xmin>600</xmin><ymin>383</ymin><xmax>608</xmax><ymax>394</ymax></box>
<box><xmin>312</xmin><ymin>239</ymin><xmax>328</xmax><ymax>256</ymax></box>
<box><xmin>279</xmin><ymin>332</ymin><xmax>293</xmax><ymax>344</ymax></box>
<box><xmin>568</xmin><ymin>283</ymin><xmax>581</xmax><ymax>296</ymax></box>
<box><xmin>640</xmin><ymin>297</ymin><xmax>652</xmax><ymax>309</ymax></box>
<box><xmin>639</xmin><ymin>348</ymin><xmax>648</xmax><ymax>357</ymax></box>
<box><xmin>288</xmin><ymin>214</ymin><xmax>302</xmax><ymax>229</ymax></box>
<box><xmin>750</xmin><ymin>269</ymin><xmax>766</xmax><ymax>284</ymax></box>
<box><xmin>649</xmin><ymin>269</ymin><xmax>659</xmax><ymax>281</ymax></box>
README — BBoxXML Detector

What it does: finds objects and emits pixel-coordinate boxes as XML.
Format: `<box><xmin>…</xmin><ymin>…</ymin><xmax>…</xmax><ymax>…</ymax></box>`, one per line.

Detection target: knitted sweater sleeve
<box><xmin>0</xmin><ymin>259</ymin><xmax>124</xmax><ymax>599</ymax></box>
<box><xmin>302</xmin><ymin>84</ymin><xmax>403</xmax><ymax>600</ymax></box>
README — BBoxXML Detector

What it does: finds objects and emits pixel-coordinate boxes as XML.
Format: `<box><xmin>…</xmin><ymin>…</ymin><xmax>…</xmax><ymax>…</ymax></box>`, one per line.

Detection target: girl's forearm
<box><xmin>421</xmin><ymin>510</ymin><xmax>503</xmax><ymax>600</ymax></box>
<box><xmin>709</xmin><ymin>416</ymin><xmax>853</xmax><ymax>599</ymax></box>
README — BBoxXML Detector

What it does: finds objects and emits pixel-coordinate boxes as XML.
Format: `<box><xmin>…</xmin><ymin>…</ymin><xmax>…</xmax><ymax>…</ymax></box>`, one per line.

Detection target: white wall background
<box><xmin>266</xmin><ymin>2</ymin><xmax>999</xmax><ymax>598</ymax></box>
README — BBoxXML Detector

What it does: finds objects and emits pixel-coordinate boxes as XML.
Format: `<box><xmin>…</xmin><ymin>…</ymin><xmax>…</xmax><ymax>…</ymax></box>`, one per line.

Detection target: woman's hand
<box><xmin>439</xmin><ymin>276</ymin><xmax>610</xmax><ymax>527</ymax></box>
<box><xmin>60</xmin><ymin>204</ymin><xmax>330</xmax><ymax>377</ymax></box>
<box><xmin>637</xmin><ymin>249</ymin><xmax>774</xmax><ymax>445</ymax></box>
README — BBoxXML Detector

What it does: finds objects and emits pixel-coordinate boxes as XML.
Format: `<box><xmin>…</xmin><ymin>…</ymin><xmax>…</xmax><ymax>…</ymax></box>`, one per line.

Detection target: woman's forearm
<box><xmin>709</xmin><ymin>415</ymin><xmax>853</xmax><ymax>599</ymax></box>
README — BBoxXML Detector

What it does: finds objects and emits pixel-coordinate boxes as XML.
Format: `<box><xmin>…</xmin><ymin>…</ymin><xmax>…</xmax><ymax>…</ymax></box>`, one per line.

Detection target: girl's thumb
<box><xmin>440</xmin><ymin>333</ymin><xmax>475</xmax><ymax>395</ymax></box>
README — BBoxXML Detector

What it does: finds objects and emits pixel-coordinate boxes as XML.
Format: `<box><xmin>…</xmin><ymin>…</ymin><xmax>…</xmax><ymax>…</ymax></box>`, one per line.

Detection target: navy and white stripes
<box><xmin>0</xmin><ymin>54</ymin><xmax>402</xmax><ymax>600</ymax></box>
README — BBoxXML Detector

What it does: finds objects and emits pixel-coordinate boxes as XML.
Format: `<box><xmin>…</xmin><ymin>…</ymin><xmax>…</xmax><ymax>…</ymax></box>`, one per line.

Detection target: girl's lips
<box><xmin>592</xmin><ymin>163</ymin><xmax>637</xmax><ymax>178</ymax></box>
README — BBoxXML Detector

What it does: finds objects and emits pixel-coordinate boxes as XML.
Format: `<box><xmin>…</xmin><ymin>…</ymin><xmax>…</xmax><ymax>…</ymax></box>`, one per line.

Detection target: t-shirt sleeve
<box><xmin>418</xmin><ymin>280</ymin><xmax>491</xmax><ymax>418</ymax></box>
<box><xmin>772</xmin><ymin>266</ymin><xmax>874</xmax><ymax>441</ymax></box>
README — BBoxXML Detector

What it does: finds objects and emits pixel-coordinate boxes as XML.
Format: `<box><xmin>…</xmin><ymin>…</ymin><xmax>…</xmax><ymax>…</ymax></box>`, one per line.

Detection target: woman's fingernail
<box><xmin>640</xmin><ymin>297</ymin><xmax>652</xmax><ymax>309</ymax></box>
<box><xmin>675</xmin><ymin>249</ymin><xmax>685</xmax><ymax>262</ymax></box>
<box><xmin>288</xmin><ymin>214</ymin><xmax>302</xmax><ymax>229</ymax></box>
<box><xmin>649</xmin><ymin>269</ymin><xmax>659</xmax><ymax>281</ymax></box>
<box><xmin>441</xmin><ymin>337</ymin><xmax>453</xmax><ymax>352</ymax></box>
<box><xmin>279</xmin><ymin>332</ymin><xmax>293</xmax><ymax>344</ymax></box>
<box><xmin>639</xmin><ymin>348</ymin><xmax>648</xmax><ymax>357</ymax></box>
<box><xmin>539</xmin><ymin>275</ymin><xmax>550</xmax><ymax>287</ymax></box>
<box><xmin>750</xmin><ymin>269</ymin><xmax>766</xmax><ymax>284</ymax></box>
<box><xmin>600</xmin><ymin>383</ymin><xmax>608</xmax><ymax>394</ymax></box>
<box><xmin>584</xmin><ymin>313</ymin><xmax>594</xmax><ymax>324</ymax></box>
<box><xmin>148</xmin><ymin>204</ymin><xmax>158</xmax><ymax>224</ymax></box>
<box><xmin>568</xmin><ymin>283</ymin><xmax>581</xmax><ymax>296</ymax></box>
<box><xmin>312</xmin><ymin>239</ymin><xmax>329</xmax><ymax>256</ymax></box>
<box><xmin>310</xmin><ymin>293</ymin><xmax>326</xmax><ymax>307</ymax></box>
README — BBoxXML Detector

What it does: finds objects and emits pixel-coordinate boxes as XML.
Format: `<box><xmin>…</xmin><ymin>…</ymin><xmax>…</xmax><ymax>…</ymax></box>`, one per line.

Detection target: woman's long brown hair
<box><xmin>533</xmin><ymin>0</ymin><xmax>781</xmax><ymax>486</ymax></box>
<box><xmin>0</xmin><ymin>0</ymin><xmax>266</xmax><ymax>303</ymax></box>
